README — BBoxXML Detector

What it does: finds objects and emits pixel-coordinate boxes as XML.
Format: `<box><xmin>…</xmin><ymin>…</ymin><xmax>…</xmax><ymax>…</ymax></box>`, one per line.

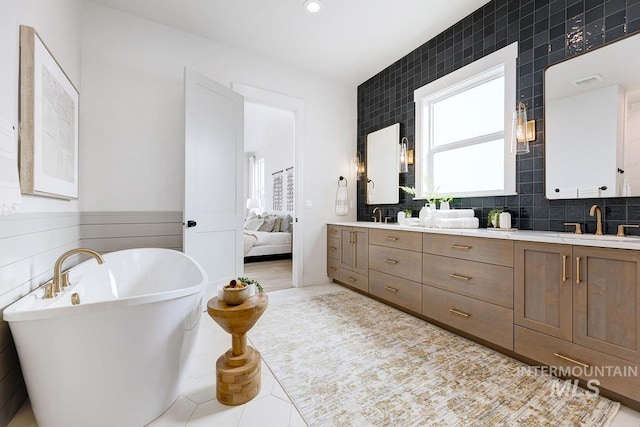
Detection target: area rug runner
<box><xmin>249</xmin><ymin>291</ymin><xmax>620</xmax><ymax>427</ymax></box>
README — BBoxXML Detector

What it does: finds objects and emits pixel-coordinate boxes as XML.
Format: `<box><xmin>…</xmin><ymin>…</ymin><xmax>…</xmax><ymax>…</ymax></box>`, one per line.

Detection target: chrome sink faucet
<box><xmin>52</xmin><ymin>248</ymin><xmax>104</xmax><ymax>294</ymax></box>
<box><xmin>372</xmin><ymin>207</ymin><xmax>382</xmax><ymax>223</ymax></box>
<box><xmin>589</xmin><ymin>204</ymin><xmax>604</xmax><ymax>235</ymax></box>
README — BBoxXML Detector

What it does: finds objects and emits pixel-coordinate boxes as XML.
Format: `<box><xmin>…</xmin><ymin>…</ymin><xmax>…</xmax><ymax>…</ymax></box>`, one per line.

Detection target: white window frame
<box><xmin>254</xmin><ymin>157</ymin><xmax>265</xmax><ymax>209</ymax></box>
<box><xmin>414</xmin><ymin>42</ymin><xmax>518</xmax><ymax>199</ymax></box>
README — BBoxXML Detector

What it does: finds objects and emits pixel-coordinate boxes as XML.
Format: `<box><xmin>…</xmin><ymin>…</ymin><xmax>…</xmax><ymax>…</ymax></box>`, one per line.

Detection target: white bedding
<box><xmin>244</xmin><ymin>231</ymin><xmax>292</xmax><ymax>257</ymax></box>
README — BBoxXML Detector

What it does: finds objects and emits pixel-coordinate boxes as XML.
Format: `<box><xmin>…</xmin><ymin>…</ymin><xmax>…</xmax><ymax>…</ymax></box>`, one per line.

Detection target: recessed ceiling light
<box><xmin>304</xmin><ymin>0</ymin><xmax>323</xmax><ymax>14</ymax></box>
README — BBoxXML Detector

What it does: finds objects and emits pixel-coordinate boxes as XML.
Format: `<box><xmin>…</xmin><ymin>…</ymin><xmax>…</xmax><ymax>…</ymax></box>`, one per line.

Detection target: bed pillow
<box><xmin>244</xmin><ymin>218</ymin><xmax>263</xmax><ymax>231</ymax></box>
<box><xmin>258</xmin><ymin>215</ymin><xmax>277</xmax><ymax>232</ymax></box>
<box><xmin>280</xmin><ymin>214</ymin><xmax>293</xmax><ymax>232</ymax></box>
<box><xmin>272</xmin><ymin>216</ymin><xmax>282</xmax><ymax>232</ymax></box>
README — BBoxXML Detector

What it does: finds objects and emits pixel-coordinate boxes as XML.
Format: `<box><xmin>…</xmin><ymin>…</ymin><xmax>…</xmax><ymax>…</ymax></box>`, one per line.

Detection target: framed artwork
<box><xmin>19</xmin><ymin>25</ymin><xmax>79</xmax><ymax>199</ymax></box>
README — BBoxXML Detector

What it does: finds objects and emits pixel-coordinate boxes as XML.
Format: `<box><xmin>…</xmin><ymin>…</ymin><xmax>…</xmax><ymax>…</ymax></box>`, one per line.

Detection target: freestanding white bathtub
<box><xmin>3</xmin><ymin>248</ymin><xmax>208</xmax><ymax>427</ymax></box>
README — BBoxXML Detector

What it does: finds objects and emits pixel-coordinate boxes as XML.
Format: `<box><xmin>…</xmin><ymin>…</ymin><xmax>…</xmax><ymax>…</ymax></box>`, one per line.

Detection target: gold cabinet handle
<box><xmin>449</xmin><ymin>273</ymin><xmax>471</xmax><ymax>281</ymax></box>
<box><xmin>554</xmin><ymin>353</ymin><xmax>591</xmax><ymax>369</ymax></box>
<box><xmin>451</xmin><ymin>244</ymin><xmax>471</xmax><ymax>250</ymax></box>
<box><xmin>347</xmin><ymin>276</ymin><xmax>357</xmax><ymax>282</ymax></box>
<box><xmin>575</xmin><ymin>256</ymin><xmax>581</xmax><ymax>284</ymax></box>
<box><xmin>449</xmin><ymin>308</ymin><xmax>470</xmax><ymax>318</ymax></box>
<box><xmin>329</xmin><ymin>246</ymin><xmax>337</xmax><ymax>251</ymax></box>
<box><xmin>329</xmin><ymin>267</ymin><xmax>337</xmax><ymax>272</ymax></box>
<box><xmin>384</xmin><ymin>286</ymin><xmax>398</xmax><ymax>293</ymax></box>
<box><xmin>384</xmin><ymin>259</ymin><xmax>399</xmax><ymax>264</ymax></box>
<box><xmin>562</xmin><ymin>255</ymin><xmax>567</xmax><ymax>282</ymax></box>
<box><xmin>353</xmin><ymin>231</ymin><xmax>357</xmax><ymax>245</ymax></box>
<box><xmin>385</xmin><ymin>236</ymin><xmax>398</xmax><ymax>241</ymax></box>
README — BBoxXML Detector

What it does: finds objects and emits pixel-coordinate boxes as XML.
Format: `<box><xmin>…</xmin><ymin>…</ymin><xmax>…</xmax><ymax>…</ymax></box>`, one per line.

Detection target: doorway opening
<box><xmin>233</xmin><ymin>82</ymin><xmax>305</xmax><ymax>291</ymax></box>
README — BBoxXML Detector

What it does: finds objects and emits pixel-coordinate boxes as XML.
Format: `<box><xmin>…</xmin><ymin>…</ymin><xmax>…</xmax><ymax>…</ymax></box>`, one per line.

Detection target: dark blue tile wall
<box><xmin>357</xmin><ymin>0</ymin><xmax>640</xmax><ymax>236</ymax></box>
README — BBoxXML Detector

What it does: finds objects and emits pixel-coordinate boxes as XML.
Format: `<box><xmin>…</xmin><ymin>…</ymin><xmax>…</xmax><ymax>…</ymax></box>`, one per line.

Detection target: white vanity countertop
<box><xmin>328</xmin><ymin>221</ymin><xmax>640</xmax><ymax>250</ymax></box>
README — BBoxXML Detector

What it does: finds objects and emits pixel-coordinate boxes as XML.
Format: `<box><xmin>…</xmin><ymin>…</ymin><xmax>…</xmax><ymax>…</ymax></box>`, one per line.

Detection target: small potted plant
<box><xmin>237</xmin><ymin>276</ymin><xmax>264</xmax><ymax>295</ymax></box>
<box><xmin>487</xmin><ymin>208</ymin><xmax>503</xmax><ymax>228</ymax></box>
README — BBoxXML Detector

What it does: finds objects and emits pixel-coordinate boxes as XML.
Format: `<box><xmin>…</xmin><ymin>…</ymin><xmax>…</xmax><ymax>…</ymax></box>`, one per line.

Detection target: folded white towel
<box><xmin>434</xmin><ymin>217</ymin><xmax>479</xmax><ymax>229</ymax></box>
<box><xmin>434</xmin><ymin>209</ymin><xmax>475</xmax><ymax>218</ymax></box>
<box><xmin>335</xmin><ymin>183</ymin><xmax>348</xmax><ymax>216</ymax></box>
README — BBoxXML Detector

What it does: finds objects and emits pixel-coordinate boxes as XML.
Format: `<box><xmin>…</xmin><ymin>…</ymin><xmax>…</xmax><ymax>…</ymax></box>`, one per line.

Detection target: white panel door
<box><xmin>184</xmin><ymin>68</ymin><xmax>244</xmax><ymax>302</ymax></box>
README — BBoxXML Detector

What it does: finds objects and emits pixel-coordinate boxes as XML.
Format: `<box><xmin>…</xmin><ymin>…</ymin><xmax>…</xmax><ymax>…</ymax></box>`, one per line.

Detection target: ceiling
<box><xmin>89</xmin><ymin>0</ymin><xmax>490</xmax><ymax>86</ymax></box>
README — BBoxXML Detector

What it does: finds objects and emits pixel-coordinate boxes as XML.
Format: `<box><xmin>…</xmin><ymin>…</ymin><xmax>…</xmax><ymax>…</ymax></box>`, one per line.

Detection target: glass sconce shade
<box><xmin>399</xmin><ymin>137</ymin><xmax>409</xmax><ymax>173</ymax></box>
<box><xmin>512</xmin><ymin>101</ymin><xmax>535</xmax><ymax>155</ymax></box>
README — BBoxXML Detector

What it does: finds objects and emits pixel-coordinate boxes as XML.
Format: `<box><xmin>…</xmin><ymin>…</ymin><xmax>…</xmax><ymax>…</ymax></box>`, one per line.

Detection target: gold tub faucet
<box><xmin>53</xmin><ymin>248</ymin><xmax>104</xmax><ymax>294</ymax></box>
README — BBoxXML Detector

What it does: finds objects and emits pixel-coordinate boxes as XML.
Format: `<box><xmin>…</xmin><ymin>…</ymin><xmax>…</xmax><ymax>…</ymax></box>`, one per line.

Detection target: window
<box><xmin>414</xmin><ymin>42</ymin><xmax>518</xmax><ymax>198</ymax></box>
<box><xmin>254</xmin><ymin>157</ymin><xmax>265</xmax><ymax>209</ymax></box>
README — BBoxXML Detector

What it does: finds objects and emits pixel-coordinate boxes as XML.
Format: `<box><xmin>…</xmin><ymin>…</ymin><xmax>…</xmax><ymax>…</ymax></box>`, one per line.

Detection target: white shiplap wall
<box><xmin>0</xmin><ymin>211</ymin><xmax>182</xmax><ymax>426</ymax></box>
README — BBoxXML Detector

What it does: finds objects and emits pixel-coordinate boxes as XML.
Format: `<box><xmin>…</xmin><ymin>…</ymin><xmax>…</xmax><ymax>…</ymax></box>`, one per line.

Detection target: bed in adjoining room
<box><xmin>243</xmin><ymin>213</ymin><xmax>292</xmax><ymax>262</ymax></box>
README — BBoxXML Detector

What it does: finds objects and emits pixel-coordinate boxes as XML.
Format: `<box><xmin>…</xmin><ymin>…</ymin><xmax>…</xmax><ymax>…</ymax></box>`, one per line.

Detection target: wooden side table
<box><xmin>206</xmin><ymin>293</ymin><xmax>268</xmax><ymax>406</ymax></box>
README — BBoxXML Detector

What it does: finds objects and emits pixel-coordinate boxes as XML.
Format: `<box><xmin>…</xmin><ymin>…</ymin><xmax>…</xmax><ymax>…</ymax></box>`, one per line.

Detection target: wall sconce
<box><xmin>353</xmin><ymin>152</ymin><xmax>365</xmax><ymax>180</ymax></box>
<box><xmin>399</xmin><ymin>137</ymin><xmax>409</xmax><ymax>173</ymax></box>
<box><xmin>513</xmin><ymin>101</ymin><xmax>536</xmax><ymax>155</ymax></box>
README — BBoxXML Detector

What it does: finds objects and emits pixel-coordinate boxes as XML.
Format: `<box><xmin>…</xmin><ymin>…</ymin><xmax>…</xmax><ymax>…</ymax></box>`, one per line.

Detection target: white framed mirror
<box><xmin>545</xmin><ymin>32</ymin><xmax>640</xmax><ymax>199</ymax></box>
<box><xmin>366</xmin><ymin>123</ymin><xmax>399</xmax><ymax>204</ymax></box>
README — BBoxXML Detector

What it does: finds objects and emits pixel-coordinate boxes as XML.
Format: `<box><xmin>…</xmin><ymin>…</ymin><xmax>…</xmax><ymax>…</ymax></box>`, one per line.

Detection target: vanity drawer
<box><xmin>327</xmin><ymin>225</ymin><xmax>341</xmax><ymax>238</ymax></box>
<box><xmin>336</xmin><ymin>268</ymin><xmax>368</xmax><ymax>293</ymax></box>
<box><xmin>423</xmin><ymin>234</ymin><xmax>514</xmax><ymax>267</ymax></box>
<box><xmin>422</xmin><ymin>285</ymin><xmax>513</xmax><ymax>350</ymax></box>
<box><xmin>423</xmin><ymin>253</ymin><xmax>513</xmax><ymax>308</ymax></box>
<box><xmin>327</xmin><ymin>258</ymin><xmax>339</xmax><ymax>279</ymax></box>
<box><xmin>515</xmin><ymin>326</ymin><xmax>640</xmax><ymax>401</ymax></box>
<box><xmin>327</xmin><ymin>237</ymin><xmax>340</xmax><ymax>260</ymax></box>
<box><xmin>369</xmin><ymin>245</ymin><xmax>422</xmax><ymax>282</ymax></box>
<box><xmin>369</xmin><ymin>228</ymin><xmax>422</xmax><ymax>251</ymax></box>
<box><xmin>369</xmin><ymin>270</ymin><xmax>422</xmax><ymax>313</ymax></box>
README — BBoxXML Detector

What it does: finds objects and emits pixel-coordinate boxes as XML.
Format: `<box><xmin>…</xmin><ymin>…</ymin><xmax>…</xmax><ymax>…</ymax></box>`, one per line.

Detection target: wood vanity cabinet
<box><xmin>368</xmin><ymin>229</ymin><xmax>423</xmax><ymax>313</ymax></box>
<box><xmin>422</xmin><ymin>234</ymin><xmax>515</xmax><ymax>350</ymax></box>
<box><xmin>327</xmin><ymin>225</ymin><xmax>368</xmax><ymax>292</ymax></box>
<box><xmin>515</xmin><ymin>241</ymin><xmax>573</xmax><ymax>341</ymax></box>
<box><xmin>515</xmin><ymin>242</ymin><xmax>640</xmax><ymax>401</ymax></box>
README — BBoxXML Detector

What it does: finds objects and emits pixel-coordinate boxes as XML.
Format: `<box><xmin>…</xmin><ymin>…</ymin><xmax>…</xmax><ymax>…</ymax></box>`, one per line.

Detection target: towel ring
<box><xmin>338</xmin><ymin>176</ymin><xmax>348</xmax><ymax>187</ymax></box>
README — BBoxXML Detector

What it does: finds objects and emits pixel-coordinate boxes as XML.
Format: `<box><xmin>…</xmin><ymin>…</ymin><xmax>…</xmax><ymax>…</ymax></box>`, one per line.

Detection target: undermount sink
<box><xmin>542</xmin><ymin>232</ymin><xmax>638</xmax><ymax>242</ymax></box>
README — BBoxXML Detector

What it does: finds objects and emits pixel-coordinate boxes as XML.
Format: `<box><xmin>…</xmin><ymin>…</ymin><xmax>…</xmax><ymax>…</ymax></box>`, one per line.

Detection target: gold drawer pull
<box><xmin>554</xmin><ymin>353</ymin><xmax>591</xmax><ymax>369</ymax></box>
<box><xmin>451</xmin><ymin>244</ymin><xmax>472</xmax><ymax>250</ymax></box>
<box><xmin>329</xmin><ymin>267</ymin><xmax>337</xmax><ymax>272</ymax></box>
<box><xmin>385</xmin><ymin>236</ymin><xmax>398</xmax><ymax>241</ymax></box>
<box><xmin>576</xmin><ymin>256</ymin><xmax>581</xmax><ymax>284</ymax></box>
<box><xmin>329</xmin><ymin>246</ymin><xmax>337</xmax><ymax>251</ymax></box>
<box><xmin>449</xmin><ymin>308</ymin><xmax>470</xmax><ymax>318</ymax></box>
<box><xmin>331</xmin><ymin>229</ymin><xmax>338</xmax><ymax>234</ymax></box>
<box><xmin>384</xmin><ymin>259</ymin><xmax>399</xmax><ymax>264</ymax></box>
<box><xmin>562</xmin><ymin>255</ymin><xmax>567</xmax><ymax>282</ymax></box>
<box><xmin>347</xmin><ymin>276</ymin><xmax>357</xmax><ymax>282</ymax></box>
<box><xmin>449</xmin><ymin>273</ymin><xmax>471</xmax><ymax>281</ymax></box>
<box><xmin>384</xmin><ymin>286</ymin><xmax>398</xmax><ymax>293</ymax></box>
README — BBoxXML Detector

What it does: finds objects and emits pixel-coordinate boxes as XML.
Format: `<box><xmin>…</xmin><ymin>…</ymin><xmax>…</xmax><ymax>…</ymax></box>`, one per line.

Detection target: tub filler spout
<box><xmin>52</xmin><ymin>248</ymin><xmax>104</xmax><ymax>294</ymax></box>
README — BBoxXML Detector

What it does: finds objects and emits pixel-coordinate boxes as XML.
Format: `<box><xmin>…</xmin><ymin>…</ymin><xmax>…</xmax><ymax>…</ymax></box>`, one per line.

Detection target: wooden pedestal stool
<box><xmin>206</xmin><ymin>293</ymin><xmax>268</xmax><ymax>406</ymax></box>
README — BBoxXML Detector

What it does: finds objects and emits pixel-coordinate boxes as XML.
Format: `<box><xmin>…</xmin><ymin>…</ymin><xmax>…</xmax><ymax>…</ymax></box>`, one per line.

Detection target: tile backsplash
<box><xmin>357</xmin><ymin>0</ymin><xmax>640</xmax><ymax>235</ymax></box>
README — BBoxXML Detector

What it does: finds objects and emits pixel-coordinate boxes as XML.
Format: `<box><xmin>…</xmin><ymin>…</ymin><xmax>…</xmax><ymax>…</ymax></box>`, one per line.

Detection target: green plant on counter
<box><xmin>399</xmin><ymin>186</ymin><xmax>416</xmax><ymax>196</ymax></box>
<box><xmin>403</xmin><ymin>209</ymin><xmax>413</xmax><ymax>217</ymax></box>
<box><xmin>237</xmin><ymin>276</ymin><xmax>264</xmax><ymax>293</ymax></box>
<box><xmin>487</xmin><ymin>209</ymin><xmax>503</xmax><ymax>228</ymax></box>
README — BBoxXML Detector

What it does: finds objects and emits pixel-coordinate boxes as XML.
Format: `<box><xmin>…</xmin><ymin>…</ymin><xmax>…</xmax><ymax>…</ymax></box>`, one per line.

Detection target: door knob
<box><xmin>186</xmin><ymin>220</ymin><xmax>197</xmax><ymax>228</ymax></box>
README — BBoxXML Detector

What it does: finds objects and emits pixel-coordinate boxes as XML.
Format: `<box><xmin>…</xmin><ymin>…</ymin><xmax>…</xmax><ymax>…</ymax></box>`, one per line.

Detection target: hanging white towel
<box><xmin>335</xmin><ymin>177</ymin><xmax>348</xmax><ymax>216</ymax></box>
<box><xmin>0</xmin><ymin>119</ymin><xmax>23</xmax><ymax>215</ymax></box>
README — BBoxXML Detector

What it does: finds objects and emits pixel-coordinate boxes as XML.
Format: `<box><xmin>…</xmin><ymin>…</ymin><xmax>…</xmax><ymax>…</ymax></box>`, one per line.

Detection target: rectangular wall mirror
<box><xmin>545</xmin><ymin>32</ymin><xmax>640</xmax><ymax>199</ymax></box>
<box><xmin>366</xmin><ymin>123</ymin><xmax>399</xmax><ymax>204</ymax></box>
